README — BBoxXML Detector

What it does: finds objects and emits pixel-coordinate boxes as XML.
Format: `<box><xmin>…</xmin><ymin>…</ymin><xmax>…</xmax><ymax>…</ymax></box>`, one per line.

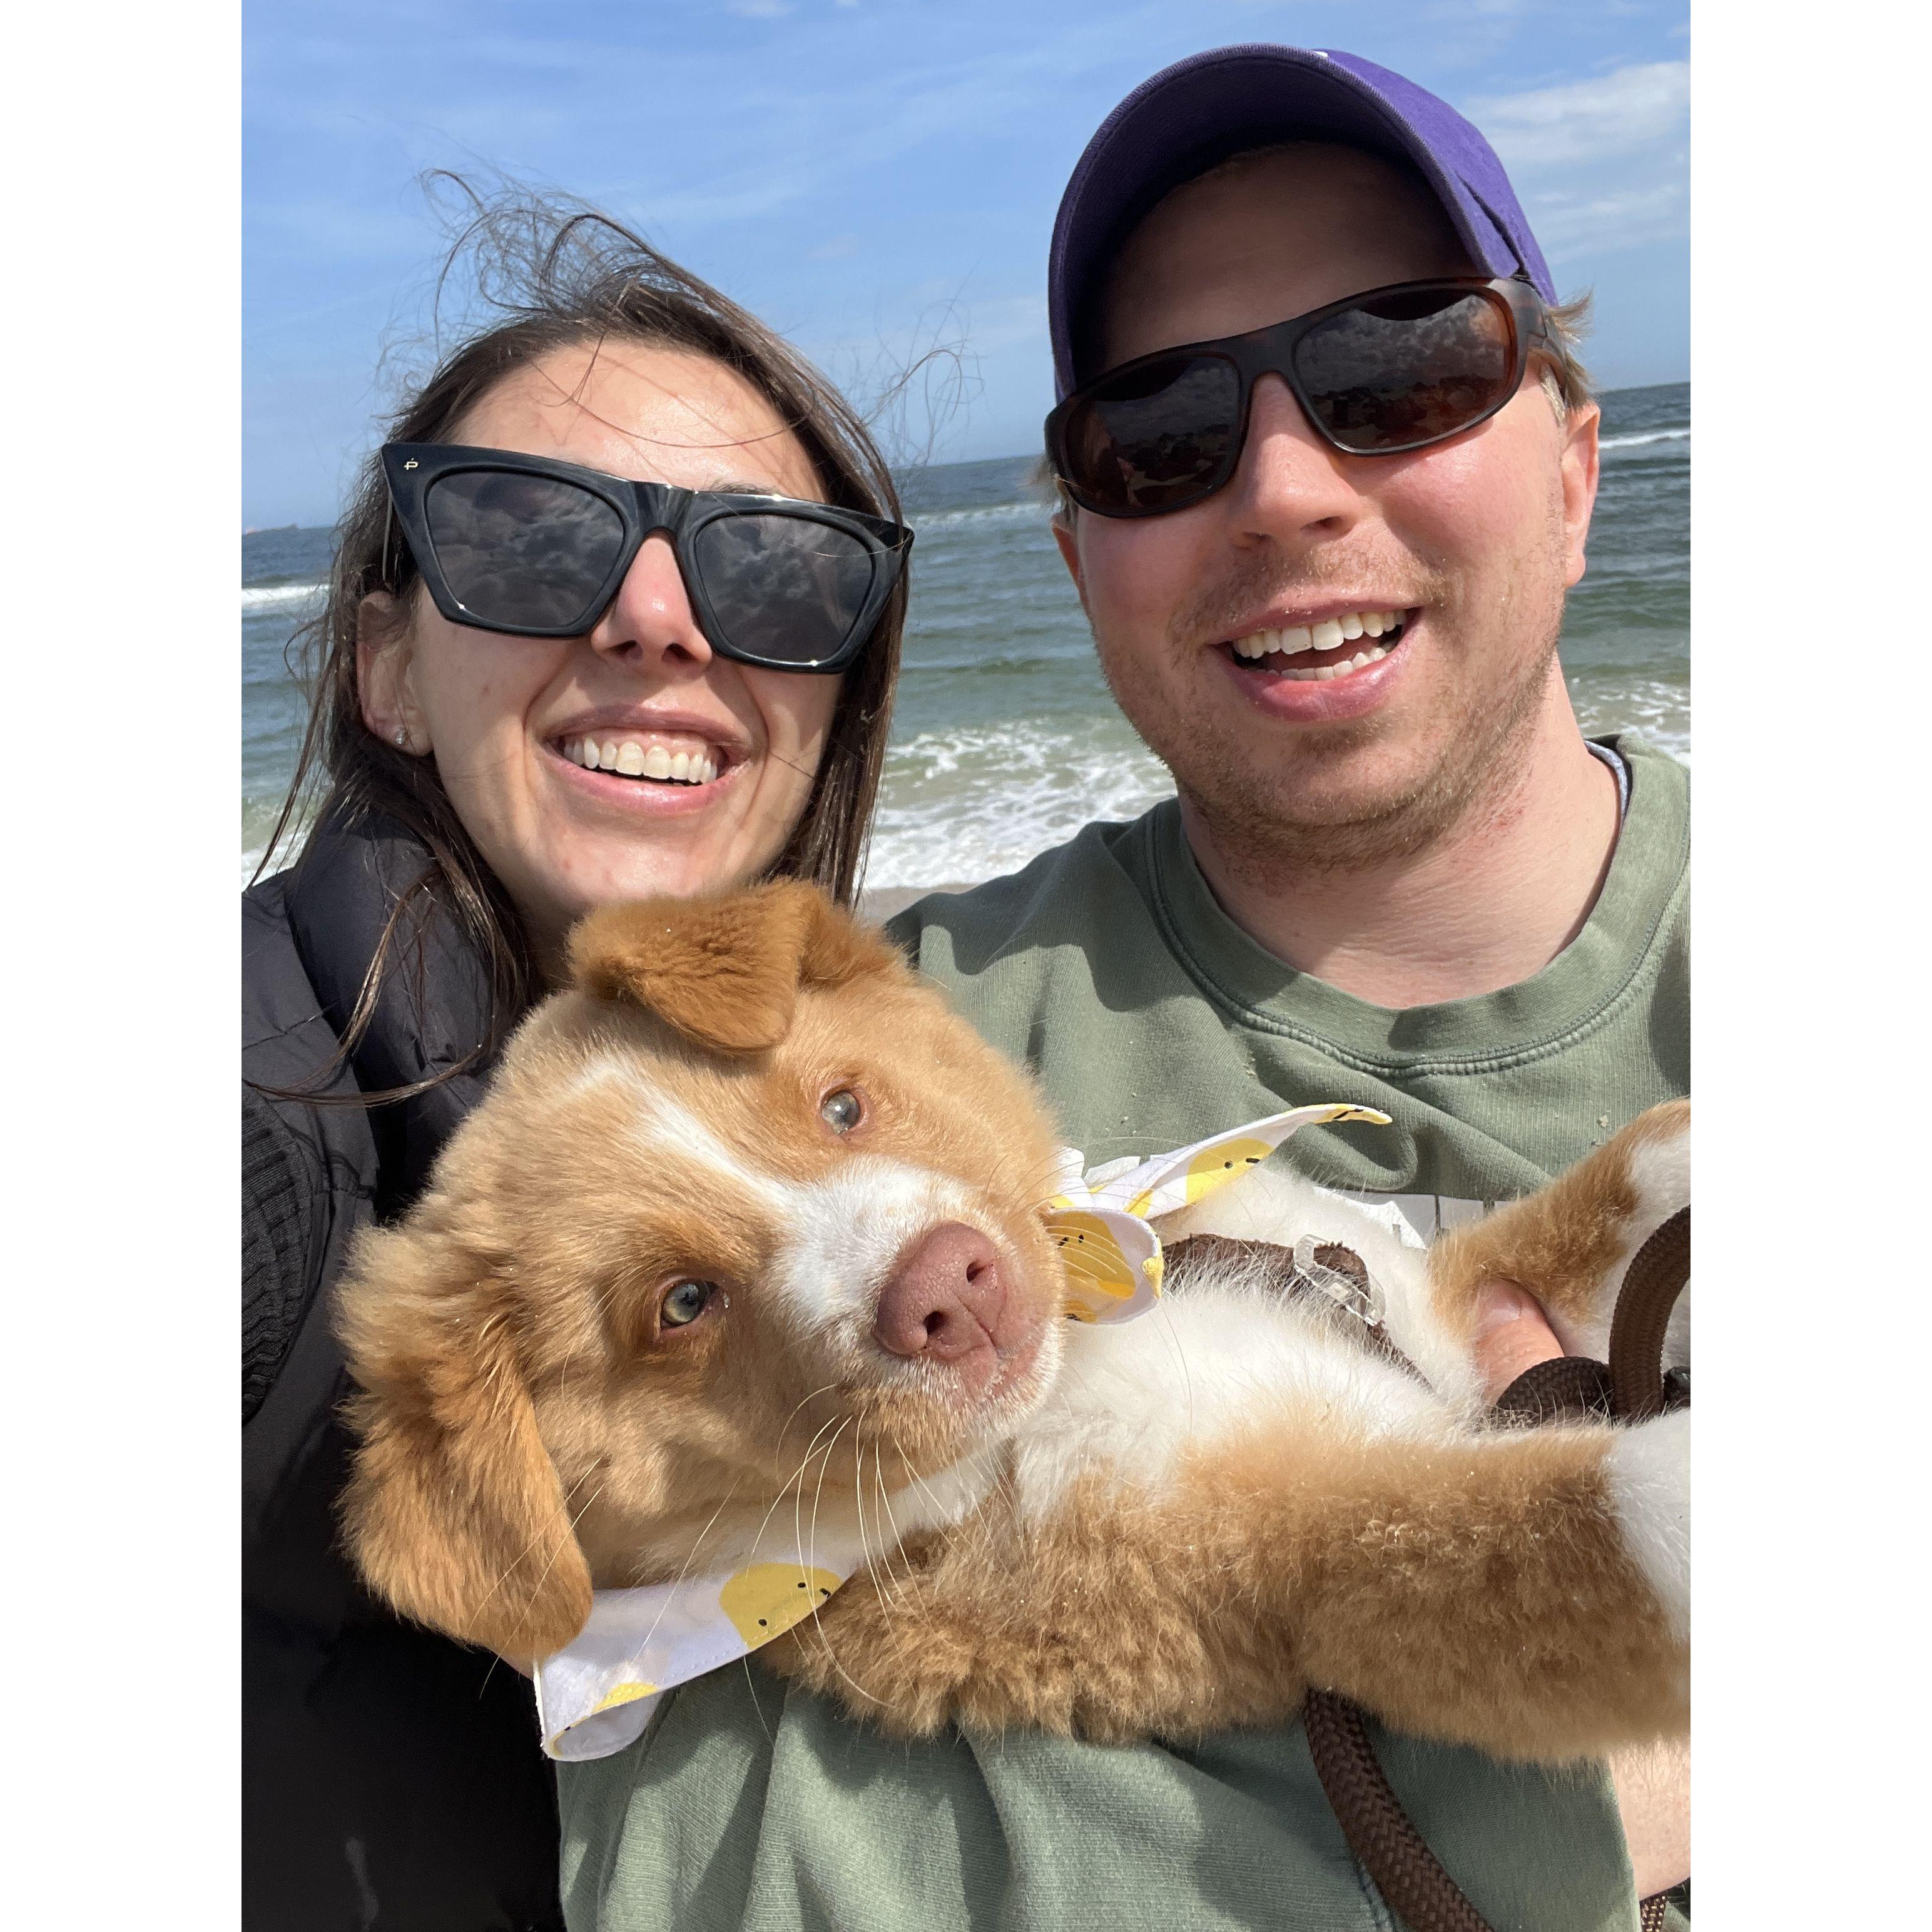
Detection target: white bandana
<box><xmin>535</xmin><ymin>1101</ymin><xmax>1390</xmax><ymax>1760</ymax></box>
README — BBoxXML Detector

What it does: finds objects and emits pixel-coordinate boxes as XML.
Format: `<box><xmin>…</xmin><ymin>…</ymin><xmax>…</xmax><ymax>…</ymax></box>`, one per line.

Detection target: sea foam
<box><xmin>864</xmin><ymin>722</ymin><xmax>1173</xmax><ymax>887</ymax></box>
<box><xmin>242</xmin><ymin>581</ymin><xmax>327</xmax><ymax>612</ymax></box>
<box><xmin>1600</xmin><ymin>427</ymin><xmax>1689</xmax><ymax>453</ymax></box>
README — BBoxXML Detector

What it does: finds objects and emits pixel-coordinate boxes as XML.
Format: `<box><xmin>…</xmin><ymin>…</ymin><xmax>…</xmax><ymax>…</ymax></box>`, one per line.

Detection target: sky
<box><xmin>243</xmin><ymin>0</ymin><xmax>1689</xmax><ymax>529</ymax></box>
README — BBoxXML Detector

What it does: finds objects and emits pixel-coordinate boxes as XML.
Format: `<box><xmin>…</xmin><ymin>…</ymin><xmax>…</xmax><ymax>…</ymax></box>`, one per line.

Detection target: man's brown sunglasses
<box><xmin>1045</xmin><ymin>277</ymin><xmax>1551</xmax><ymax>518</ymax></box>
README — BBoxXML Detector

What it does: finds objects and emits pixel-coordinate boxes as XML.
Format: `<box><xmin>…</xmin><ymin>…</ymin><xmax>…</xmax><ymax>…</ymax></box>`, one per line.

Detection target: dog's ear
<box><xmin>567</xmin><ymin>880</ymin><xmax>905</xmax><ymax>1052</ymax></box>
<box><xmin>338</xmin><ymin>1227</ymin><xmax>593</xmax><ymax>1664</ymax></box>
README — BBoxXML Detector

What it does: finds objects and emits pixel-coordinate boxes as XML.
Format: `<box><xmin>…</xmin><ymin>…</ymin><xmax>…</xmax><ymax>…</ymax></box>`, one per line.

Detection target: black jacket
<box><xmin>242</xmin><ymin>817</ymin><xmax>564</xmax><ymax>1932</ymax></box>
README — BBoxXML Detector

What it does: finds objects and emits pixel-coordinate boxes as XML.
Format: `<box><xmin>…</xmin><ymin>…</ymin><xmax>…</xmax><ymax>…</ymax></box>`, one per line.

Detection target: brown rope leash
<box><xmin>1172</xmin><ymin>1213</ymin><xmax>1690</xmax><ymax>1930</ymax></box>
<box><xmin>1608</xmin><ymin>1209</ymin><xmax>1691</xmax><ymax>1422</ymax></box>
<box><xmin>1303</xmin><ymin>1689</ymin><xmax>1495</xmax><ymax>1932</ymax></box>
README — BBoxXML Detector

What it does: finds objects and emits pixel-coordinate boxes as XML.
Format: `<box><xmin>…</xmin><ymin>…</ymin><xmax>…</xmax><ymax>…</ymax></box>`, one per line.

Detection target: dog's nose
<box><xmin>874</xmin><ymin>1223</ymin><xmax>1006</xmax><ymax>1365</ymax></box>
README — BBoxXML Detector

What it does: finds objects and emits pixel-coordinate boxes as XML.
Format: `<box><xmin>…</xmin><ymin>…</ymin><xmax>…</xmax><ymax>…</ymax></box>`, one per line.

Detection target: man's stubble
<box><xmin>1092</xmin><ymin>526</ymin><xmax>1568</xmax><ymax>882</ymax></box>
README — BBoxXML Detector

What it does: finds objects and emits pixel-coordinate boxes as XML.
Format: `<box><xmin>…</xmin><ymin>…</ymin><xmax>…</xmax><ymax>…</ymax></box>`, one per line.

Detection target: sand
<box><xmin>856</xmin><ymin>883</ymin><xmax>975</xmax><ymax>925</ymax></box>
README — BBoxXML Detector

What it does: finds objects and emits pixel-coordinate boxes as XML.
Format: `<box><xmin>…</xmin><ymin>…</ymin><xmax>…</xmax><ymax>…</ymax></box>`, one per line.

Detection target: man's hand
<box><xmin>1470</xmin><ymin>1278</ymin><xmax>1567</xmax><ymax>1400</ymax></box>
<box><xmin>1469</xmin><ymin>1279</ymin><xmax>1690</xmax><ymax>1898</ymax></box>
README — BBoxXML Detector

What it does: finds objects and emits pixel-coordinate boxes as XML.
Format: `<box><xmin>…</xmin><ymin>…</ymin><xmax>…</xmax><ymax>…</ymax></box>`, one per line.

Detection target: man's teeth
<box><xmin>1229</xmin><ymin>609</ymin><xmax>1406</xmax><ymax>680</ymax></box>
<box><xmin>562</xmin><ymin>737</ymin><xmax>719</xmax><ymax>784</ymax></box>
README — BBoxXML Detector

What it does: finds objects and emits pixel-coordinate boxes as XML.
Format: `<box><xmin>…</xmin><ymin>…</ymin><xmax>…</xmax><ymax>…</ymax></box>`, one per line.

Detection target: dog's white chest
<box><xmin>1007</xmin><ymin>1281</ymin><xmax>1454</xmax><ymax>1521</ymax></box>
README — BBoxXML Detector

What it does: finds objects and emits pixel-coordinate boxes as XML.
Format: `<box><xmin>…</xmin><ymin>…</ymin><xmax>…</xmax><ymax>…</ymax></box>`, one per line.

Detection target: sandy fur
<box><xmin>780</xmin><ymin>1416</ymin><xmax>1684</xmax><ymax>1759</ymax></box>
<box><xmin>1428</xmin><ymin>1099</ymin><xmax>1690</xmax><ymax>1358</ymax></box>
<box><xmin>338</xmin><ymin>883</ymin><xmax>1690</xmax><ymax>1762</ymax></box>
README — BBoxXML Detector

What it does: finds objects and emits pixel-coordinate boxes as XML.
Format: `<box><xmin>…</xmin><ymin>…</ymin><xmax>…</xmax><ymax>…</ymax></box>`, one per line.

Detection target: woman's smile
<box><xmin>539</xmin><ymin>704</ymin><xmax>744</xmax><ymax>815</ymax></box>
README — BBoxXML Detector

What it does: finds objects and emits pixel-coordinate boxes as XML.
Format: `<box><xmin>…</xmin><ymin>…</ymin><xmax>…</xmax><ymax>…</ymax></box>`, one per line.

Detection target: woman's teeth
<box><xmin>561</xmin><ymin>736</ymin><xmax>719</xmax><ymax>785</ymax></box>
<box><xmin>1229</xmin><ymin>609</ymin><xmax>1406</xmax><ymax>681</ymax></box>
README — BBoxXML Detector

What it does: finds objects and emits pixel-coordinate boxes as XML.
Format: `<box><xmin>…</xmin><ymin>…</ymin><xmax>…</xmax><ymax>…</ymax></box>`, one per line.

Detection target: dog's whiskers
<box><xmin>773</xmin><ymin>1381</ymin><xmax>844</xmax><ymax>1456</ymax></box>
<box><xmin>854</xmin><ymin>1435</ymin><xmax>895</xmax><ymax>1621</ymax></box>
<box><xmin>475</xmin><ymin>1475</ymin><xmax>607</xmax><ymax>1690</ymax></box>
<box><xmin>623</xmin><ymin>1473</ymin><xmax>748</xmax><ymax>1670</ymax></box>
<box><xmin>801</xmin><ymin>1416</ymin><xmax>850</xmax><ymax>1589</ymax></box>
<box><xmin>893</xmin><ymin>1445</ymin><xmax>951</xmax><ymax>1531</ymax></box>
<box><xmin>465</xmin><ymin>1457</ymin><xmax>608</xmax><ymax>1651</ymax></box>
<box><xmin>870</xmin><ymin>1443</ymin><xmax>926</xmax><ymax>1613</ymax></box>
<box><xmin>853</xmin><ymin>1438</ymin><xmax>918</xmax><ymax>1616</ymax></box>
<box><xmin>747</xmin><ymin>1410</ymin><xmax>852</xmax><ymax>1562</ymax></box>
<box><xmin>792</xmin><ymin>1416</ymin><xmax>905</xmax><ymax>1714</ymax></box>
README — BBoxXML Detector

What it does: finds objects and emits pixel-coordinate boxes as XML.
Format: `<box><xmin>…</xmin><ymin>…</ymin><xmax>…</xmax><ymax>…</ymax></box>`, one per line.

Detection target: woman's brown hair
<box><xmin>257</xmin><ymin>185</ymin><xmax>906</xmax><ymax>1093</ymax></box>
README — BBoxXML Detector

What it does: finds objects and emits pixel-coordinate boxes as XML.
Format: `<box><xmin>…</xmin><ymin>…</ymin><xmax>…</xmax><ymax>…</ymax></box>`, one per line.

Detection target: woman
<box><xmin>242</xmin><ymin>199</ymin><xmax>910</xmax><ymax>1931</ymax></box>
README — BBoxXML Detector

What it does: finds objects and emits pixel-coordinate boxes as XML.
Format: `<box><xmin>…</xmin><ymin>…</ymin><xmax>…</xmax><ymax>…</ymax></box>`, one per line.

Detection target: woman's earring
<box><xmin>394</xmin><ymin>727</ymin><xmax>410</xmax><ymax>751</ymax></box>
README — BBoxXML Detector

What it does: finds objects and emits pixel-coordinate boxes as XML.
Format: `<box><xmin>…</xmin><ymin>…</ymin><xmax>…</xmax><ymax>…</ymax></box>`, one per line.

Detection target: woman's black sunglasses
<box><xmin>1045</xmin><ymin>277</ymin><xmax>1551</xmax><ymax>519</ymax></box>
<box><xmin>380</xmin><ymin>444</ymin><xmax>913</xmax><ymax>673</ymax></box>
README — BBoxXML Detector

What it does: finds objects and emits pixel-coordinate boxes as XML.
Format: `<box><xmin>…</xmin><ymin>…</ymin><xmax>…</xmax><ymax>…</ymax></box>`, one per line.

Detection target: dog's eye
<box><xmin>819</xmin><ymin>1087</ymin><xmax>863</xmax><ymax>1135</ymax></box>
<box><xmin>659</xmin><ymin>1280</ymin><xmax>717</xmax><ymax>1329</ymax></box>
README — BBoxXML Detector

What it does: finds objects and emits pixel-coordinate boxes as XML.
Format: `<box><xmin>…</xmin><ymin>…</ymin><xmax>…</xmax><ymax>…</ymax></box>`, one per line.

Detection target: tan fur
<box><xmin>568</xmin><ymin>880</ymin><xmax>907</xmax><ymax>1053</ymax></box>
<box><xmin>338</xmin><ymin>1215</ymin><xmax>594</xmax><ymax>1661</ymax></box>
<box><xmin>340</xmin><ymin>885</ymin><xmax>1687</xmax><ymax>1761</ymax></box>
<box><xmin>779</xmin><ymin>1415</ymin><xmax>1684</xmax><ymax>1758</ymax></box>
<box><xmin>1428</xmin><ymin>1099</ymin><xmax>1689</xmax><ymax>1340</ymax></box>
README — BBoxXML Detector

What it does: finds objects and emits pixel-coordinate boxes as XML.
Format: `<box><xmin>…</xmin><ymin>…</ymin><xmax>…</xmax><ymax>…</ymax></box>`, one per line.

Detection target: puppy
<box><xmin>338</xmin><ymin>882</ymin><xmax>1688</xmax><ymax>1762</ymax></box>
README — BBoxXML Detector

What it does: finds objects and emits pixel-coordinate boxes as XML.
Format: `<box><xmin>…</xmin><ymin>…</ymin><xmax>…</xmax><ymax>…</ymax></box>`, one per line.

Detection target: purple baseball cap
<box><xmin>1049</xmin><ymin>44</ymin><xmax>1555</xmax><ymax>399</ymax></box>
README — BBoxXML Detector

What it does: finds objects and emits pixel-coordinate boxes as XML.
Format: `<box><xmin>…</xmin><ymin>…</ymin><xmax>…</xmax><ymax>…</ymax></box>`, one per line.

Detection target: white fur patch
<box><xmin>573</xmin><ymin>1060</ymin><xmax>796</xmax><ymax>1213</ymax></box>
<box><xmin>766</xmin><ymin>1156</ymin><xmax>989</xmax><ymax>1337</ymax></box>
<box><xmin>1627</xmin><ymin>1123</ymin><xmax>1692</xmax><ymax>1220</ymax></box>
<box><xmin>1154</xmin><ymin>1162</ymin><xmax>1485</xmax><ymax>1415</ymax></box>
<box><xmin>1604</xmin><ymin>1410</ymin><xmax>1690</xmax><ymax>1639</ymax></box>
<box><xmin>1010</xmin><ymin>1274</ymin><xmax>1454</xmax><ymax>1523</ymax></box>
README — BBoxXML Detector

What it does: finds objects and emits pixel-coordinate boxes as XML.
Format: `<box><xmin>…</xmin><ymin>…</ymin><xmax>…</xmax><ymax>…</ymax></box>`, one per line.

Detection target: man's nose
<box><xmin>586</xmin><ymin>532</ymin><xmax>714</xmax><ymax>670</ymax></box>
<box><xmin>1219</xmin><ymin>373</ymin><xmax>1365</xmax><ymax>543</ymax></box>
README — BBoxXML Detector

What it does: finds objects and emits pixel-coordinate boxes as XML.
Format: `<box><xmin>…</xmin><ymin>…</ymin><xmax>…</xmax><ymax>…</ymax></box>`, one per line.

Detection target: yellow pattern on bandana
<box><xmin>719</xmin><ymin>1564</ymin><xmax>841</xmax><ymax>1645</ymax></box>
<box><xmin>1043</xmin><ymin>1103</ymin><xmax>1390</xmax><ymax>1322</ymax></box>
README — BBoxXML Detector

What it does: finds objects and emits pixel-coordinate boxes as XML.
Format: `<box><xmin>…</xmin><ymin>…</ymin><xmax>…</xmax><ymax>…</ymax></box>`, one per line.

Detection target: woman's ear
<box><xmin>355</xmin><ymin>590</ymin><xmax>427</xmax><ymax>753</ymax></box>
<box><xmin>337</xmin><ymin>1223</ymin><xmax>593</xmax><ymax>1663</ymax></box>
<box><xmin>568</xmin><ymin>880</ymin><xmax>907</xmax><ymax>1052</ymax></box>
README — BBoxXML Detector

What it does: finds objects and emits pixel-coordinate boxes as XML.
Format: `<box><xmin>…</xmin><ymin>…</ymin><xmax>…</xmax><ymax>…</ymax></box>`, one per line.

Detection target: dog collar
<box><xmin>536</xmin><ymin>1100</ymin><xmax>1390</xmax><ymax>1761</ymax></box>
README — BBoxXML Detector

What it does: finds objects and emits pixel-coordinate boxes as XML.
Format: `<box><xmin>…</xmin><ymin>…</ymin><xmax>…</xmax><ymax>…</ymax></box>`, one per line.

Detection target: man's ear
<box><xmin>567</xmin><ymin>881</ymin><xmax>907</xmax><ymax>1053</ymax></box>
<box><xmin>1558</xmin><ymin>399</ymin><xmax>1601</xmax><ymax>591</ymax></box>
<box><xmin>338</xmin><ymin>1225</ymin><xmax>593</xmax><ymax>1664</ymax></box>
<box><xmin>1050</xmin><ymin>514</ymin><xmax>1090</xmax><ymax>614</ymax></box>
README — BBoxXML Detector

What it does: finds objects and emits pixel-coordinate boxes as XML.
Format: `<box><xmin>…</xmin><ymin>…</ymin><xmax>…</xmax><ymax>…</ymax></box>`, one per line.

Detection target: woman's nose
<box><xmin>587</xmin><ymin>532</ymin><xmax>714</xmax><ymax>669</ymax></box>
<box><xmin>1221</xmin><ymin>373</ymin><xmax>1365</xmax><ymax>544</ymax></box>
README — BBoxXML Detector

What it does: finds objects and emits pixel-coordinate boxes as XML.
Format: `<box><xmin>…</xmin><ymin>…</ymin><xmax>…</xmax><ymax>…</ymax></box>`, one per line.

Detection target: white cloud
<box><xmin>1524</xmin><ymin>180</ymin><xmax>1687</xmax><ymax>258</ymax></box>
<box><xmin>959</xmin><ymin>293</ymin><xmax>1049</xmax><ymax>356</ymax></box>
<box><xmin>1466</xmin><ymin>60</ymin><xmax>1689</xmax><ymax>171</ymax></box>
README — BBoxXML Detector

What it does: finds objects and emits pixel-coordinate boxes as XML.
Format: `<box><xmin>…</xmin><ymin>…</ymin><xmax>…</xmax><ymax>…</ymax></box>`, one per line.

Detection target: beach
<box><xmin>243</xmin><ymin>382</ymin><xmax>1688</xmax><ymax>894</ymax></box>
<box><xmin>857</xmin><ymin>883</ymin><xmax>972</xmax><ymax>925</ymax></box>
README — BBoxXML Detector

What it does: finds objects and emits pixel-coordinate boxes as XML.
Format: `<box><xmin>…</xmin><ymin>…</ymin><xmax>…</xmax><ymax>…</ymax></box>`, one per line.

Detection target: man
<box><xmin>561</xmin><ymin>46</ymin><xmax>1689</xmax><ymax>1928</ymax></box>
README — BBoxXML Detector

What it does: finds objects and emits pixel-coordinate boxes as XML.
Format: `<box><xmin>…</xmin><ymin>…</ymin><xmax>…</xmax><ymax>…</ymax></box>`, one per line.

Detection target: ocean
<box><xmin>242</xmin><ymin>380</ymin><xmax>1687</xmax><ymax>888</ymax></box>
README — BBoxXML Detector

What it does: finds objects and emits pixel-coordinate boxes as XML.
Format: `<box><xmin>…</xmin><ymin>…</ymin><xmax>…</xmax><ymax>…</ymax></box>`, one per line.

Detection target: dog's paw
<box><xmin>1604</xmin><ymin>1408</ymin><xmax>1689</xmax><ymax>1640</ymax></box>
<box><xmin>1619</xmin><ymin>1099</ymin><xmax>1690</xmax><ymax>1226</ymax></box>
<box><xmin>766</xmin><ymin>1588</ymin><xmax>978</xmax><ymax>1738</ymax></box>
<box><xmin>1612</xmin><ymin>1101</ymin><xmax>1690</xmax><ymax>1373</ymax></box>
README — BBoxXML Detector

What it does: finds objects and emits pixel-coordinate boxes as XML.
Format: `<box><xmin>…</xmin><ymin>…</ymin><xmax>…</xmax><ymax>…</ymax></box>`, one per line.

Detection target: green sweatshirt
<box><xmin>559</xmin><ymin>733</ymin><xmax>1689</xmax><ymax>1932</ymax></box>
